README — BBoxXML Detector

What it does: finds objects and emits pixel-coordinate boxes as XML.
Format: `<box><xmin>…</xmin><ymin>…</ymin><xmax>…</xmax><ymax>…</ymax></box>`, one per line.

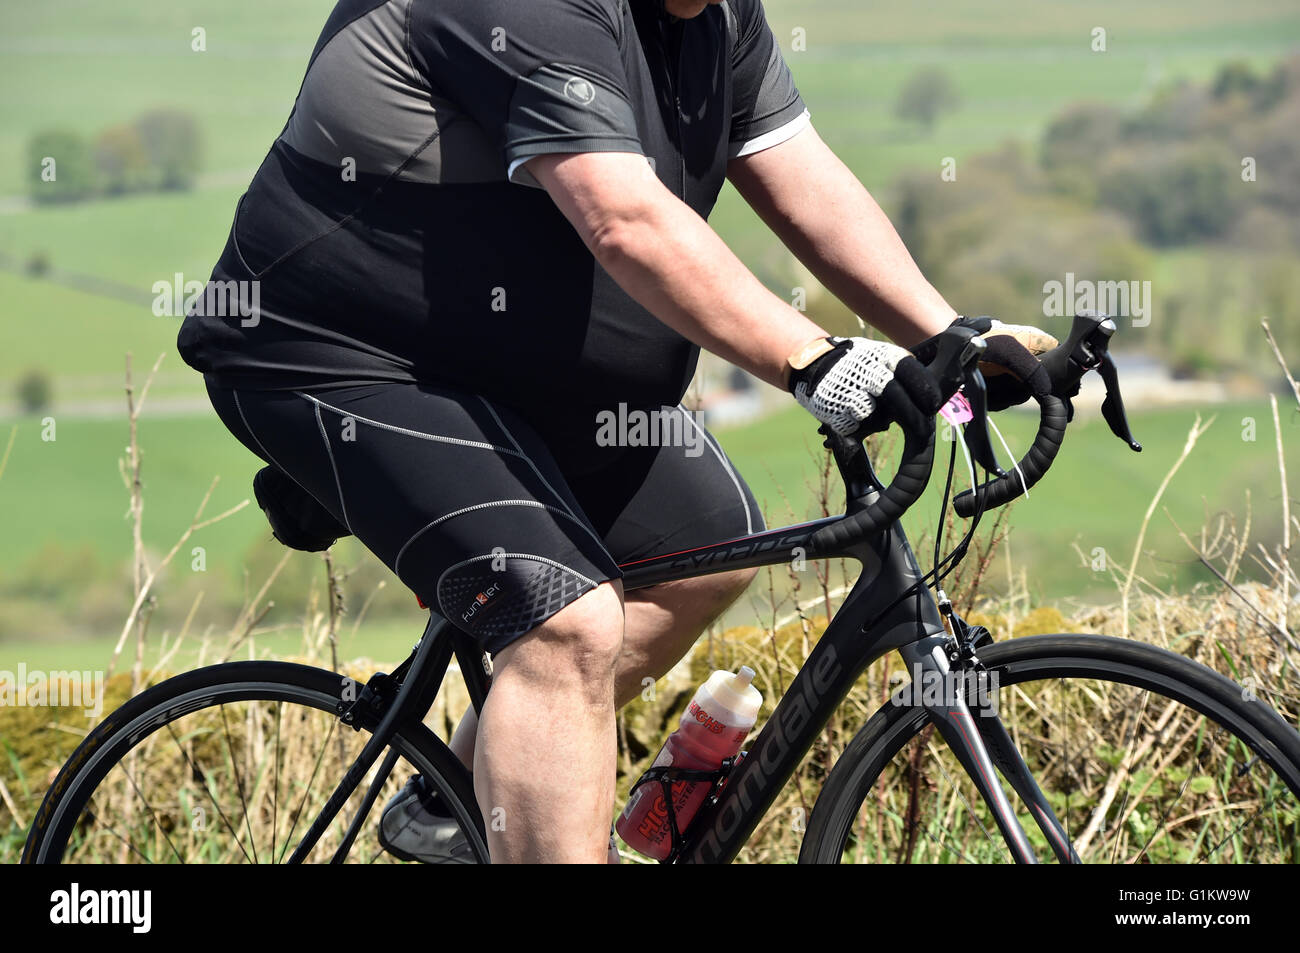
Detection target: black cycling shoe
<box><xmin>377</xmin><ymin>774</ymin><xmax>477</xmax><ymax>864</ymax></box>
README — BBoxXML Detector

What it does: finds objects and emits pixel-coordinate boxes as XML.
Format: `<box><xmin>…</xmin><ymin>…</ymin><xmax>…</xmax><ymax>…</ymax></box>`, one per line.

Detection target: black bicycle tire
<box><xmin>21</xmin><ymin>660</ymin><xmax>489</xmax><ymax>864</ymax></box>
<box><xmin>798</xmin><ymin>633</ymin><xmax>1300</xmax><ymax>864</ymax></box>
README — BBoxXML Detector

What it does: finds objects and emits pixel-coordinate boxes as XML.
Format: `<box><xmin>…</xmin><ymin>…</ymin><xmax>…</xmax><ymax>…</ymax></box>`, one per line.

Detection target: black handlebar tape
<box><xmin>952</xmin><ymin>393</ymin><xmax>1068</xmax><ymax>518</ymax></box>
<box><xmin>808</xmin><ymin>425</ymin><xmax>936</xmax><ymax>555</ymax></box>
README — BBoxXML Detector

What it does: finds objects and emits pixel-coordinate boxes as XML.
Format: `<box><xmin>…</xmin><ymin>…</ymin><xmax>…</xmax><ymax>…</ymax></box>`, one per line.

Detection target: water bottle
<box><xmin>616</xmin><ymin>666</ymin><xmax>762</xmax><ymax>859</ymax></box>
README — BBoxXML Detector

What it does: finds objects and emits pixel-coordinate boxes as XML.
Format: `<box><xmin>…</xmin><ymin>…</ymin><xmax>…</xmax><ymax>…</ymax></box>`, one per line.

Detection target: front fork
<box><xmin>897</xmin><ymin>622</ymin><xmax>1081</xmax><ymax>864</ymax></box>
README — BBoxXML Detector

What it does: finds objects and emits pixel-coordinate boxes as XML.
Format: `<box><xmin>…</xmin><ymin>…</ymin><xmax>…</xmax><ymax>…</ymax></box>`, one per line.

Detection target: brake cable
<box><xmin>858</xmin><ymin>423</ymin><xmax>991</xmax><ymax>636</ymax></box>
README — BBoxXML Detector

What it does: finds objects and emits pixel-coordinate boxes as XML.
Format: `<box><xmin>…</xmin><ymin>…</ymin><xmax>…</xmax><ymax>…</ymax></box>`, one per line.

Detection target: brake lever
<box><xmin>1039</xmin><ymin>310</ymin><xmax>1142</xmax><ymax>452</ymax></box>
<box><xmin>923</xmin><ymin>326</ymin><xmax>1006</xmax><ymax>476</ymax></box>
<box><xmin>1097</xmin><ymin>352</ymin><xmax>1142</xmax><ymax>452</ymax></box>
<box><xmin>959</xmin><ymin>364</ymin><xmax>1005</xmax><ymax>475</ymax></box>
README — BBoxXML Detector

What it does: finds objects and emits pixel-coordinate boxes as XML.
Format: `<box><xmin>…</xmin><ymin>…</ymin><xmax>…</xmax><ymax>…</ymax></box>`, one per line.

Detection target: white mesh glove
<box><xmin>790</xmin><ymin>337</ymin><xmax>916</xmax><ymax>437</ymax></box>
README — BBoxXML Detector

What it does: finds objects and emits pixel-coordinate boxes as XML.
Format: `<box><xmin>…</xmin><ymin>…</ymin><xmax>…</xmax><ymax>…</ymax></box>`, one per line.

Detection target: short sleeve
<box><xmin>410</xmin><ymin>0</ymin><xmax>643</xmax><ymax>186</ymax></box>
<box><xmin>726</xmin><ymin>0</ymin><xmax>810</xmax><ymax>159</ymax></box>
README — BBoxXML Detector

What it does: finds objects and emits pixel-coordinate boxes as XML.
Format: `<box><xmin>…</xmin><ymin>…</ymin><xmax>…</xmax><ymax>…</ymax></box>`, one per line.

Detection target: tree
<box><xmin>894</xmin><ymin>68</ymin><xmax>961</xmax><ymax>131</ymax></box>
<box><xmin>1040</xmin><ymin>102</ymin><xmax>1123</xmax><ymax>171</ymax></box>
<box><xmin>93</xmin><ymin>124</ymin><xmax>151</xmax><ymax>195</ymax></box>
<box><xmin>1098</xmin><ymin>146</ymin><xmax>1243</xmax><ymax>246</ymax></box>
<box><xmin>1212</xmin><ymin>61</ymin><xmax>1260</xmax><ymax>101</ymax></box>
<box><xmin>26</xmin><ymin>130</ymin><xmax>95</xmax><ymax>204</ymax></box>
<box><xmin>134</xmin><ymin>110</ymin><xmax>201</xmax><ymax>189</ymax></box>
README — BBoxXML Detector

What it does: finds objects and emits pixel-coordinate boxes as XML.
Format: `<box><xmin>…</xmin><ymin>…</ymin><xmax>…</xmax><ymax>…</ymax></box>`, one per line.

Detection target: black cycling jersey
<box><xmin>176</xmin><ymin>0</ymin><xmax>809</xmax><ymax>411</ymax></box>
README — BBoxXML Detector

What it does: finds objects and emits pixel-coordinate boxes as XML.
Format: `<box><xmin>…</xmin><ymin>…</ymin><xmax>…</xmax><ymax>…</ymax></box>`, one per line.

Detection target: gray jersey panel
<box><xmin>282</xmin><ymin>0</ymin><xmax>501</xmax><ymax>184</ymax></box>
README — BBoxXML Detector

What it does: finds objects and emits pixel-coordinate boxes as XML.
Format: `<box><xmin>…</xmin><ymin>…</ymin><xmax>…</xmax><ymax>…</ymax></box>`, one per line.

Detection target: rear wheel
<box><xmin>22</xmin><ymin>661</ymin><xmax>488</xmax><ymax>864</ymax></box>
<box><xmin>800</xmin><ymin>634</ymin><xmax>1300</xmax><ymax>863</ymax></box>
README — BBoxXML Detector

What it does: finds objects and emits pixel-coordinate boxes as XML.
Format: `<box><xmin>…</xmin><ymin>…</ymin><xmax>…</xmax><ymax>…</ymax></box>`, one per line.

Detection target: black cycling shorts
<box><xmin>205</xmin><ymin>378</ymin><xmax>764</xmax><ymax>655</ymax></box>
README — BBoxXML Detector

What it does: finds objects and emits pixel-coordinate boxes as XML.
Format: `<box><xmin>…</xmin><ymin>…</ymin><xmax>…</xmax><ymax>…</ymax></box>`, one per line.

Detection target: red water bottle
<box><xmin>617</xmin><ymin>666</ymin><xmax>762</xmax><ymax>859</ymax></box>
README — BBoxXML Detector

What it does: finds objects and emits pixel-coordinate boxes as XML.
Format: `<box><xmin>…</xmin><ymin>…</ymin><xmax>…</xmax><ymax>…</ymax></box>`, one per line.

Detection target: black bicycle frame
<box><xmin>619</xmin><ymin>497</ymin><xmax>1075</xmax><ymax>863</ymax></box>
<box><xmin>292</xmin><ymin>456</ymin><xmax>1078</xmax><ymax>864</ymax></box>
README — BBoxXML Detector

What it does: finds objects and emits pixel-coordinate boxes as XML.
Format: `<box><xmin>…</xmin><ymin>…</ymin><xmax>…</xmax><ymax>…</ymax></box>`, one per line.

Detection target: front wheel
<box><xmin>800</xmin><ymin>634</ymin><xmax>1300</xmax><ymax>863</ymax></box>
<box><xmin>22</xmin><ymin>661</ymin><xmax>488</xmax><ymax>863</ymax></box>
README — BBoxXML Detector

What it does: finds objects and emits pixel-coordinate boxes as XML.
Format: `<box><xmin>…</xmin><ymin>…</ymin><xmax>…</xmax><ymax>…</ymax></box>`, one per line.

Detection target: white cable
<box><xmin>986</xmin><ymin>415</ymin><xmax>1030</xmax><ymax>502</ymax></box>
<box><xmin>955</xmin><ymin>423</ymin><xmax>977</xmax><ymax>495</ymax></box>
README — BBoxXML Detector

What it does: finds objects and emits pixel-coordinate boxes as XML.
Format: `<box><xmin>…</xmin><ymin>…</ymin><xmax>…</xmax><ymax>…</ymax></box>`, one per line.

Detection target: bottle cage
<box><xmin>626</xmin><ymin>755</ymin><xmax>740</xmax><ymax>862</ymax></box>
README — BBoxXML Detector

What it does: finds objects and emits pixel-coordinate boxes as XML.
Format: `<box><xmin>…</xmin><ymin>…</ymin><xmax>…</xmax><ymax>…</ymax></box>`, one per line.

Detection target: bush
<box><xmin>24</xmin><ymin>251</ymin><xmax>51</xmax><ymax>277</ymax></box>
<box><xmin>15</xmin><ymin>369</ymin><xmax>53</xmax><ymax>415</ymax></box>
<box><xmin>894</xmin><ymin>68</ymin><xmax>960</xmax><ymax>130</ymax></box>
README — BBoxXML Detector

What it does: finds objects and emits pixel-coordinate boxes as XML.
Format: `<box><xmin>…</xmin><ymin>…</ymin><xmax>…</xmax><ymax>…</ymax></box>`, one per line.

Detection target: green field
<box><xmin>3</xmin><ymin>0</ymin><xmax>1299</xmax><ymax>302</ymax></box>
<box><xmin>3</xmin><ymin>390</ymin><xmax>1295</xmax><ymax>672</ymax></box>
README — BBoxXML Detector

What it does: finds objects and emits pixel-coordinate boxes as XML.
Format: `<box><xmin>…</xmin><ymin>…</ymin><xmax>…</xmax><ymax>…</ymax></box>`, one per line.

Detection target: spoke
<box><xmin>917</xmin><ymin>809</ymin><xmax>979</xmax><ymax>863</ymax></box>
<box><xmin>220</xmin><ymin>703</ymin><xmax>261</xmax><ymax>864</ymax></box>
<box><xmin>102</xmin><ymin>752</ymin><xmax>187</xmax><ymax>865</ymax></box>
<box><xmin>929</xmin><ymin>736</ymin><xmax>1008</xmax><ymax>863</ymax></box>
<box><xmin>80</xmin><ymin>807</ymin><xmax>161</xmax><ymax>864</ymax></box>
<box><xmin>1106</xmin><ymin>689</ymin><xmax>1153</xmax><ymax>864</ymax></box>
<box><xmin>164</xmin><ymin>721</ymin><xmax>255</xmax><ymax>865</ymax></box>
<box><xmin>867</xmin><ymin>799</ymin><xmax>977</xmax><ymax>864</ymax></box>
<box><xmin>272</xmin><ymin>701</ymin><xmax>282</xmax><ymax>864</ymax></box>
<box><xmin>1200</xmin><ymin>791</ymin><xmax>1278</xmax><ymax>861</ymax></box>
<box><xmin>1060</xmin><ymin>679</ymin><xmax>1073</xmax><ymax>856</ymax></box>
<box><xmin>1133</xmin><ymin>772</ymin><xmax>1196</xmax><ymax>864</ymax></box>
<box><xmin>276</xmin><ymin>717</ymin><xmax>341</xmax><ymax>864</ymax></box>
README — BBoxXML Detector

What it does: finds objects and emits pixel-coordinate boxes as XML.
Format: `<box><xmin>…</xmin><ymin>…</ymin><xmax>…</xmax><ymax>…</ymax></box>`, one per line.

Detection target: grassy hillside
<box><xmin>2</xmin><ymin>388</ymin><xmax>1291</xmax><ymax>597</ymax></box>
<box><xmin>2</xmin><ymin>0</ymin><xmax>1298</xmax><ymax>668</ymax></box>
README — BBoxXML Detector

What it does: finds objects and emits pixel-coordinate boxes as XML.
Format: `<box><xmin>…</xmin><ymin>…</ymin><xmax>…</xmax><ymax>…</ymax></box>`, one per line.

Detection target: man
<box><xmin>177</xmin><ymin>0</ymin><xmax>1055</xmax><ymax>863</ymax></box>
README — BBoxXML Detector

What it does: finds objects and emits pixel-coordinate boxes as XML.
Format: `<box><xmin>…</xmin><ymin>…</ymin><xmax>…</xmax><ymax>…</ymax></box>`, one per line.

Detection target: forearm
<box><xmin>593</xmin><ymin>199</ymin><xmax>829</xmax><ymax>388</ymax></box>
<box><xmin>531</xmin><ymin>153</ymin><xmax>827</xmax><ymax>389</ymax></box>
<box><xmin>729</xmin><ymin>128</ymin><xmax>957</xmax><ymax>348</ymax></box>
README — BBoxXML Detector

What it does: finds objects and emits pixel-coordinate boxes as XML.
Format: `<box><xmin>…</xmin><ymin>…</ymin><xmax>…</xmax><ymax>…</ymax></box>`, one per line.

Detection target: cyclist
<box><xmin>177</xmin><ymin>0</ymin><xmax>1057</xmax><ymax>863</ymax></box>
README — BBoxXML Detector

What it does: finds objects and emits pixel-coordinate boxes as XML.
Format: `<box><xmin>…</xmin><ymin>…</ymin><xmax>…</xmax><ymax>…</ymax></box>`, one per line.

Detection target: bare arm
<box><xmin>727</xmin><ymin>124</ymin><xmax>957</xmax><ymax>349</ymax></box>
<box><xmin>525</xmin><ymin>151</ymin><xmax>827</xmax><ymax>390</ymax></box>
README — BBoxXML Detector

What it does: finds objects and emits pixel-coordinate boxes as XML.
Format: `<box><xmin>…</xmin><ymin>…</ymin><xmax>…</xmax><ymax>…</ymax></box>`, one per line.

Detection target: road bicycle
<box><xmin>22</xmin><ymin>314</ymin><xmax>1300</xmax><ymax>863</ymax></box>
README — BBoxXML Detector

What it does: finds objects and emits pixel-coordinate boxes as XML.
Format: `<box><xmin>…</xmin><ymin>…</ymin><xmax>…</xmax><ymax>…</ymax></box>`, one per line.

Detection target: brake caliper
<box><xmin>337</xmin><ymin>671</ymin><xmax>396</xmax><ymax>731</ymax></box>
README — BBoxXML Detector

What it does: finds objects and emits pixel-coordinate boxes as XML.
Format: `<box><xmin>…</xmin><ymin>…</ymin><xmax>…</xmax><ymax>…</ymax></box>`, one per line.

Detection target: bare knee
<box><xmin>492</xmin><ymin>581</ymin><xmax>625</xmax><ymax>697</ymax></box>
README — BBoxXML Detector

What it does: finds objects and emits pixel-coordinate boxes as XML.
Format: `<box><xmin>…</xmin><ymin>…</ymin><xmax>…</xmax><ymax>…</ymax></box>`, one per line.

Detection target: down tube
<box><xmin>680</xmin><ymin>524</ymin><xmax>947</xmax><ymax>864</ymax></box>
